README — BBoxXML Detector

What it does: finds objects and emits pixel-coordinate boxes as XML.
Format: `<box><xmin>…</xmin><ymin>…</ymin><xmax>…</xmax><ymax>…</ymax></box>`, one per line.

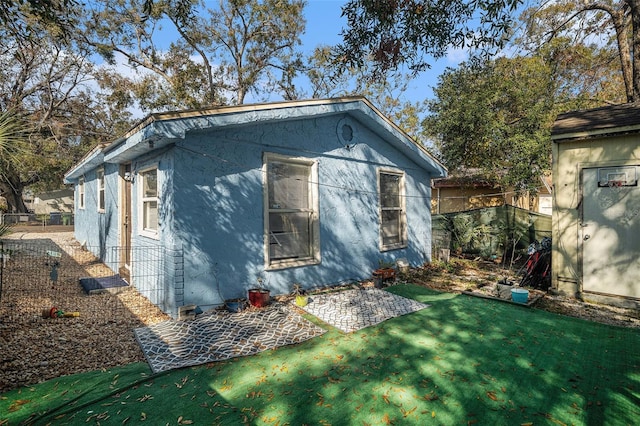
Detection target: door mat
<box><xmin>79</xmin><ymin>274</ymin><xmax>129</xmax><ymax>294</ymax></box>
<box><xmin>295</xmin><ymin>288</ymin><xmax>429</xmax><ymax>333</ymax></box>
<box><xmin>134</xmin><ymin>304</ymin><xmax>326</xmax><ymax>373</ymax></box>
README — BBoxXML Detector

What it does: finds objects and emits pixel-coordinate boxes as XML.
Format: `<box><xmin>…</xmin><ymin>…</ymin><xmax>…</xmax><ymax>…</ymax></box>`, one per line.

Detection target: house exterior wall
<box><xmin>169</xmin><ymin>116</ymin><xmax>434</xmax><ymax>311</ymax></box>
<box><xmin>74</xmin><ymin>162</ymin><xmax>120</xmax><ymax>252</ymax></box>
<box><xmin>552</xmin><ymin>133</ymin><xmax>640</xmax><ymax>306</ymax></box>
<box><xmin>73</xmin><ymin>153</ymin><xmax>180</xmax><ymax>315</ymax></box>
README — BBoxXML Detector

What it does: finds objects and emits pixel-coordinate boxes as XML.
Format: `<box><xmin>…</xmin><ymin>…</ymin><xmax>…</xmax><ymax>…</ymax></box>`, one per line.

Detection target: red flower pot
<box><xmin>248</xmin><ymin>289</ymin><xmax>270</xmax><ymax>307</ymax></box>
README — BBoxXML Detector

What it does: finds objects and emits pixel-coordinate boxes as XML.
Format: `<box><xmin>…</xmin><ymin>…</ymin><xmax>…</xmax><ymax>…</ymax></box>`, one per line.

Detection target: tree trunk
<box><xmin>610</xmin><ymin>6</ymin><xmax>635</xmax><ymax>102</ymax></box>
<box><xmin>585</xmin><ymin>2</ymin><xmax>635</xmax><ymax>102</ymax></box>
<box><xmin>0</xmin><ymin>175</ymin><xmax>28</xmax><ymax>213</ymax></box>
<box><xmin>629</xmin><ymin>0</ymin><xmax>640</xmax><ymax>101</ymax></box>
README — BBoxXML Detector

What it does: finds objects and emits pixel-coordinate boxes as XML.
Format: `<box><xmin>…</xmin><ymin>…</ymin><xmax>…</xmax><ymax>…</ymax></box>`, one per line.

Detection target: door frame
<box><xmin>119</xmin><ymin>163</ymin><xmax>132</xmax><ymax>281</ymax></box>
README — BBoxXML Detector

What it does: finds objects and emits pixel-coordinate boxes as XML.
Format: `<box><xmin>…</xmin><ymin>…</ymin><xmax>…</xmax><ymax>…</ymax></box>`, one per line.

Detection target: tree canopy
<box><xmin>425</xmin><ymin>57</ymin><xmax>556</xmax><ymax>192</ymax></box>
<box><xmin>520</xmin><ymin>0</ymin><xmax>639</xmax><ymax>102</ymax></box>
<box><xmin>336</xmin><ymin>0</ymin><xmax>522</xmax><ymax>75</ymax></box>
<box><xmin>0</xmin><ymin>8</ymin><xmax>126</xmax><ymax>213</ymax></box>
<box><xmin>85</xmin><ymin>0</ymin><xmax>306</xmax><ymax>110</ymax></box>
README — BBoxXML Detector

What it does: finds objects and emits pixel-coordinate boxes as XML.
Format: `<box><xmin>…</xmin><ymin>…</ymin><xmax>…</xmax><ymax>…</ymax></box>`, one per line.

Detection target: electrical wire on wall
<box><xmin>174</xmin><ymin>143</ymin><xmax>434</xmax><ymax>202</ymax></box>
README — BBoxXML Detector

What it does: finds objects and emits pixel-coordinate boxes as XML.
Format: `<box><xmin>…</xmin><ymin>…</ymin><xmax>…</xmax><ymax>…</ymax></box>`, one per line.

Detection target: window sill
<box><xmin>267</xmin><ymin>257</ymin><xmax>319</xmax><ymax>271</ymax></box>
<box><xmin>139</xmin><ymin>229</ymin><xmax>159</xmax><ymax>240</ymax></box>
<box><xmin>380</xmin><ymin>243</ymin><xmax>407</xmax><ymax>252</ymax></box>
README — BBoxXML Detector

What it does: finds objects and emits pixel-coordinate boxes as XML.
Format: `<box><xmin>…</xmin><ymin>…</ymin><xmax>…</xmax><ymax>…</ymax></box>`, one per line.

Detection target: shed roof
<box><xmin>65</xmin><ymin>97</ymin><xmax>447</xmax><ymax>182</ymax></box>
<box><xmin>552</xmin><ymin>102</ymin><xmax>640</xmax><ymax>141</ymax></box>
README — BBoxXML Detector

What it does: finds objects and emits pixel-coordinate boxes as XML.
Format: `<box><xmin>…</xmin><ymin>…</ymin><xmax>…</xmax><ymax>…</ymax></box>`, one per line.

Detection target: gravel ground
<box><xmin>1</xmin><ymin>231</ymin><xmax>638</xmax><ymax>394</ymax></box>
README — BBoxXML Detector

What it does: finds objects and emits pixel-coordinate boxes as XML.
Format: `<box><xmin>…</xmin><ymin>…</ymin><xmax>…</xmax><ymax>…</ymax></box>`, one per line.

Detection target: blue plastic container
<box><xmin>511</xmin><ymin>288</ymin><xmax>529</xmax><ymax>304</ymax></box>
<box><xmin>225</xmin><ymin>299</ymin><xmax>247</xmax><ymax>313</ymax></box>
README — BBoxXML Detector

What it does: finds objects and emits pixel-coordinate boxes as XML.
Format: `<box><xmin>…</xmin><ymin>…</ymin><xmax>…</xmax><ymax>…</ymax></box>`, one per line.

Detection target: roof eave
<box><xmin>552</xmin><ymin>123</ymin><xmax>640</xmax><ymax>142</ymax></box>
<box><xmin>63</xmin><ymin>145</ymin><xmax>105</xmax><ymax>183</ymax></box>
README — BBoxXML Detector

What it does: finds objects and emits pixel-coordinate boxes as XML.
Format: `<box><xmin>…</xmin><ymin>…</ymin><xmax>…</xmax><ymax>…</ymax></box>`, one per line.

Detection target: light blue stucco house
<box><xmin>64</xmin><ymin>97</ymin><xmax>447</xmax><ymax>317</ymax></box>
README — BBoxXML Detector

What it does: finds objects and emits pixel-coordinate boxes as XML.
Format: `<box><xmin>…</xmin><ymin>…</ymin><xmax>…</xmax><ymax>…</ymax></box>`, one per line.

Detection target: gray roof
<box><xmin>552</xmin><ymin>102</ymin><xmax>640</xmax><ymax>141</ymax></box>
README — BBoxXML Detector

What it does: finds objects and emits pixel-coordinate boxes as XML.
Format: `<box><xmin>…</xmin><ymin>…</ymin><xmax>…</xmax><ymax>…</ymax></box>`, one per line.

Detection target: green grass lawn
<box><xmin>2</xmin><ymin>285</ymin><xmax>639</xmax><ymax>425</ymax></box>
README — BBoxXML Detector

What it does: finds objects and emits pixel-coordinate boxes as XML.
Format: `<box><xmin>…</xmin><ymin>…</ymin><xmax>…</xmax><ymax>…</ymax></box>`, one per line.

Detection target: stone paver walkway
<box><xmin>296</xmin><ymin>288</ymin><xmax>429</xmax><ymax>333</ymax></box>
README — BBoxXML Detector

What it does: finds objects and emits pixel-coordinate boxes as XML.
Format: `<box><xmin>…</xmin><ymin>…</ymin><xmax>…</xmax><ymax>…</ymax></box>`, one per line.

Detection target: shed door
<box><xmin>582</xmin><ymin>166</ymin><xmax>640</xmax><ymax>298</ymax></box>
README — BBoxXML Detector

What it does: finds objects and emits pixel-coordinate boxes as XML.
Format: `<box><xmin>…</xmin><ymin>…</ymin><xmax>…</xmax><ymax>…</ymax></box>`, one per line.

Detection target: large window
<box><xmin>97</xmin><ymin>168</ymin><xmax>105</xmax><ymax>212</ymax></box>
<box><xmin>78</xmin><ymin>177</ymin><xmax>85</xmax><ymax>209</ymax></box>
<box><xmin>140</xmin><ymin>168</ymin><xmax>158</xmax><ymax>236</ymax></box>
<box><xmin>379</xmin><ymin>170</ymin><xmax>407</xmax><ymax>250</ymax></box>
<box><xmin>264</xmin><ymin>154</ymin><xmax>319</xmax><ymax>269</ymax></box>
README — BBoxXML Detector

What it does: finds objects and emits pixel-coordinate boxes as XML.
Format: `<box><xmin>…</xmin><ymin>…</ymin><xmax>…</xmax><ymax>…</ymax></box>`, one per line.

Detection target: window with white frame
<box><xmin>378</xmin><ymin>170</ymin><xmax>407</xmax><ymax>250</ymax></box>
<box><xmin>97</xmin><ymin>168</ymin><xmax>105</xmax><ymax>212</ymax></box>
<box><xmin>78</xmin><ymin>177</ymin><xmax>85</xmax><ymax>209</ymax></box>
<box><xmin>140</xmin><ymin>168</ymin><xmax>158</xmax><ymax>235</ymax></box>
<box><xmin>264</xmin><ymin>154</ymin><xmax>319</xmax><ymax>268</ymax></box>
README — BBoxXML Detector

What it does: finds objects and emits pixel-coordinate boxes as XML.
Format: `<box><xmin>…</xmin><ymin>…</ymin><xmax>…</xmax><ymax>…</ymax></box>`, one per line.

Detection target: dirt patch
<box><xmin>1</xmin><ymin>232</ymin><xmax>638</xmax><ymax>394</ymax></box>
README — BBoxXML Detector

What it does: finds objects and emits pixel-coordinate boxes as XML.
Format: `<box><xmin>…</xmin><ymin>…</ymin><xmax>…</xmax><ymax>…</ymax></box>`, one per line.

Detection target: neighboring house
<box><xmin>29</xmin><ymin>189</ymin><xmax>74</xmax><ymax>215</ymax></box>
<box><xmin>431</xmin><ymin>173</ymin><xmax>552</xmax><ymax>215</ymax></box>
<box><xmin>64</xmin><ymin>97</ymin><xmax>447</xmax><ymax>317</ymax></box>
<box><xmin>551</xmin><ymin>103</ymin><xmax>640</xmax><ymax>309</ymax></box>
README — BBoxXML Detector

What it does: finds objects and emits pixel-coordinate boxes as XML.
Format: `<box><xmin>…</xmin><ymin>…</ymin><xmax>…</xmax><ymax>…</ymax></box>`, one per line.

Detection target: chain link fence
<box><xmin>1</xmin><ymin>212</ymin><xmax>75</xmax><ymax>227</ymax></box>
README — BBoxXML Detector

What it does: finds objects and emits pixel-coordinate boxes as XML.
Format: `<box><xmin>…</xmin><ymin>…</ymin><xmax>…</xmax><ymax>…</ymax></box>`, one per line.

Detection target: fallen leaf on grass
<box><xmin>401</xmin><ymin>405</ymin><xmax>417</xmax><ymax>417</ymax></box>
<box><xmin>422</xmin><ymin>392</ymin><xmax>439</xmax><ymax>401</ymax></box>
<box><xmin>8</xmin><ymin>399</ymin><xmax>31</xmax><ymax>412</ymax></box>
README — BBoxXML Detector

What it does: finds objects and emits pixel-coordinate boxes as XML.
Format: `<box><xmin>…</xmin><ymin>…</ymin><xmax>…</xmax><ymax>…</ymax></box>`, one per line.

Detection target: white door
<box><xmin>582</xmin><ymin>166</ymin><xmax>640</xmax><ymax>298</ymax></box>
